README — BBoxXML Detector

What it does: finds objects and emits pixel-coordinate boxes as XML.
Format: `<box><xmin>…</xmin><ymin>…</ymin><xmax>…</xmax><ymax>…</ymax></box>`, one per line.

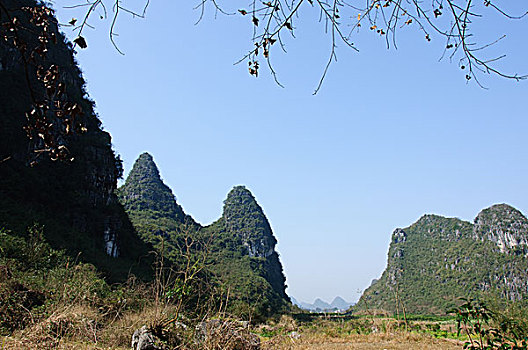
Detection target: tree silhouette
<box><xmin>1</xmin><ymin>0</ymin><xmax>527</xmax><ymax>161</ymax></box>
<box><xmin>54</xmin><ymin>0</ymin><xmax>527</xmax><ymax>93</ymax></box>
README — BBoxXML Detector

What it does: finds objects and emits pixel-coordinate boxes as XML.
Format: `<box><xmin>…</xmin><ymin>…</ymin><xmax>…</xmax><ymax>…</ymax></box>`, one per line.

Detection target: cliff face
<box><xmin>0</xmin><ymin>0</ymin><xmax>150</xmax><ymax>280</ymax></box>
<box><xmin>220</xmin><ymin>186</ymin><xmax>288</xmax><ymax>300</ymax></box>
<box><xmin>473</xmin><ymin>204</ymin><xmax>528</xmax><ymax>256</ymax></box>
<box><xmin>117</xmin><ymin>152</ymin><xmax>197</xmax><ymax>243</ymax></box>
<box><xmin>357</xmin><ymin>204</ymin><xmax>528</xmax><ymax>315</ymax></box>
<box><xmin>118</xmin><ymin>153</ymin><xmax>289</xmax><ymax>318</ymax></box>
<box><xmin>223</xmin><ymin>186</ymin><xmax>278</xmax><ymax>259</ymax></box>
<box><xmin>119</xmin><ymin>153</ymin><xmax>187</xmax><ymax>219</ymax></box>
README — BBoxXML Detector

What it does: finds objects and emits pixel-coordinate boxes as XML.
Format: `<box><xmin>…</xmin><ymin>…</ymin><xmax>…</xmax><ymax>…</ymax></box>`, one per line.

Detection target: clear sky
<box><xmin>52</xmin><ymin>1</ymin><xmax>528</xmax><ymax>304</ymax></box>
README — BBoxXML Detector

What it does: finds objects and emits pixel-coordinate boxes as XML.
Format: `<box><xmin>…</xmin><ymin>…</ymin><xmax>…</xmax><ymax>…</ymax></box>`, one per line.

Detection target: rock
<box><xmin>289</xmin><ymin>331</ymin><xmax>301</xmax><ymax>340</ymax></box>
<box><xmin>474</xmin><ymin>204</ymin><xmax>528</xmax><ymax>255</ymax></box>
<box><xmin>131</xmin><ymin>326</ymin><xmax>163</xmax><ymax>350</ymax></box>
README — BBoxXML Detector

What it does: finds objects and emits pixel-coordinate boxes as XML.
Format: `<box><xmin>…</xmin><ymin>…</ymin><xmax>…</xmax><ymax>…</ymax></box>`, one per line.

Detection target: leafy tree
<box><xmin>452</xmin><ymin>298</ymin><xmax>528</xmax><ymax>350</ymax></box>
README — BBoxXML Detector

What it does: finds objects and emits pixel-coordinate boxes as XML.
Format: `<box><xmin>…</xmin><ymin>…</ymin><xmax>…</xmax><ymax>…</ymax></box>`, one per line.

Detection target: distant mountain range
<box><xmin>291</xmin><ymin>296</ymin><xmax>354</xmax><ymax>311</ymax></box>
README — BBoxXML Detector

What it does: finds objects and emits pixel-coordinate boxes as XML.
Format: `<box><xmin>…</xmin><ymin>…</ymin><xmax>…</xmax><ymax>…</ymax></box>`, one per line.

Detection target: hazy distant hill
<box><xmin>118</xmin><ymin>153</ymin><xmax>289</xmax><ymax>319</ymax></box>
<box><xmin>356</xmin><ymin>204</ymin><xmax>528</xmax><ymax>315</ymax></box>
<box><xmin>331</xmin><ymin>296</ymin><xmax>354</xmax><ymax>310</ymax></box>
<box><xmin>292</xmin><ymin>296</ymin><xmax>354</xmax><ymax>311</ymax></box>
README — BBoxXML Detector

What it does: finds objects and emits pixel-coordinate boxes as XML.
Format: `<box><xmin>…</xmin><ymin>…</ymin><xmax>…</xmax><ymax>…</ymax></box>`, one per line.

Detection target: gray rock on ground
<box><xmin>132</xmin><ymin>325</ymin><xmax>163</xmax><ymax>350</ymax></box>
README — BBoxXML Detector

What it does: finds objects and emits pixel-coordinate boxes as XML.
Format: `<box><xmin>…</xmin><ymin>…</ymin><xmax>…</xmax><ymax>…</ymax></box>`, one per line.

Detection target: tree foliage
<box><xmin>452</xmin><ymin>298</ymin><xmax>528</xmax><ymax>349</ymax></box>
<box><xmin>52</xmin><ymin>0</ymin><xmax>528</xmax><ymax>92</ymax></box>
<box><xmin>1</xmin><ymin>0</ymin><xmax>527</xmax><ymax>162</ymax></box>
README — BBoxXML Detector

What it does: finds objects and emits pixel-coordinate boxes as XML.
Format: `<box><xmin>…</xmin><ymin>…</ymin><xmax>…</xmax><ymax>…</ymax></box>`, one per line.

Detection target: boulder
<box><xmin>131</xmin><ymin>325</ymin><xmax>163</xmax><ymax>350</ymax></box>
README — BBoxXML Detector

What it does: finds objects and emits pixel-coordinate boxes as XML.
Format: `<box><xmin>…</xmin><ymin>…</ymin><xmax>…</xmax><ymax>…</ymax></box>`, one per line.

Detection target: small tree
<box><xmin>451</xmin><ymin>298</ymin><xmax>528</xmax><ymax>350</ymax></box>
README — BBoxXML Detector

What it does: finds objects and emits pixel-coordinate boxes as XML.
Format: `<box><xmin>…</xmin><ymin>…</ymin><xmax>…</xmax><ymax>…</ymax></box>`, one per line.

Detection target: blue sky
<box><xmin>52</xmin><ymin>1</ymin><xmax>527</xmax><ymax>303</ymax></box>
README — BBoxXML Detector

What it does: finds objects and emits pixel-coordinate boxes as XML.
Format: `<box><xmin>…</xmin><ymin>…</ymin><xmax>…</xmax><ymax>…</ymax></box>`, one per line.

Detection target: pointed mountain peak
<box><xmin>312</xmin><ymin>298</ymin><xmax>331</xmax><ymax>309</ymax></box>
<box><xmin>138</xmin><ymin>152</ymin><xmax>154</xmax><ymax>161</ymax></box>
<box><xmin>118</xmin><ymin>153</ymin><xmax>194</xmax><ymax>226</ymax></box>
<box><xmin>330</xmin><ymin>296</ymin><xmax>354</xmax><ymax>310</ymax></box>
<box><xmin>331</xmin><ymin>296</ymin><xmax>347</xmax><ymax>304</ymax></box>
<box><xmin>220</xmin><ymin>185</ymin><xmax>288</xmax><ymax>300</ymax></box>
<box><xmin>124</xmin><ymin>152</ymin><xmax>162</xmax><ymax>186</ymax></box>
<box><xmin>224</xmin><ymin>185</ymin><xmax>257</xmax><ymax>207</ymax></box>
<box><xmin>222</xmin><ymin>185</ymin><xmax>277</xmax><ymax>257</ymax></box>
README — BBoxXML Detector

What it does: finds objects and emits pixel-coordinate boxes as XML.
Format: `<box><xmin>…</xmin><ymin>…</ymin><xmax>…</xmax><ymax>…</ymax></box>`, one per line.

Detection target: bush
<box><xmin>452</xmin><ymin>298</ymin><xmax>528</xmax><ymax>350</ymax></box>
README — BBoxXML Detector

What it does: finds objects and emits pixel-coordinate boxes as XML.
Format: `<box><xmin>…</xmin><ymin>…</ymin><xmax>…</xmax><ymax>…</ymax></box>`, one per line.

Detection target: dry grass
<box><xmin>260</xmin><ymin>315</ymin><xmax>463</xmax><ymax>350</ymax></box>
<box><xmin>4</xmin><ymin>333</ymin><xmax>461</xmax><ymax>350</ymax></box>
<box><xmin>1</xmin><ymin>304</ymin><xmax>184</xmax><ymax>350</ymax></box>
<box><xmin>263</xmin><ymin>332</ymin><xmax>462</xmax><ymax>350</ymax></box>
<box><xmin>98</xmin><ymin>304</ymin><xmax>180</xmax><ymax>346</ymax></box>
<box><xmin>1</xmin><ymin>337</ymin><xmax>128</xmax><ymax>350</ymax></box>
<box><xmin>3</xmin><ymin>309</ymin><xmax>466</xmax><ymax>350</ymax></box>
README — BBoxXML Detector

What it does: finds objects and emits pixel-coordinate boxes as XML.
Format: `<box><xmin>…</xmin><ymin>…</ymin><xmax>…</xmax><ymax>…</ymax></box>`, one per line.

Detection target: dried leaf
<box><xmin>73</xmin><ymin>36</ymin><xmax>87</xmax><ymax>49</ymax></box>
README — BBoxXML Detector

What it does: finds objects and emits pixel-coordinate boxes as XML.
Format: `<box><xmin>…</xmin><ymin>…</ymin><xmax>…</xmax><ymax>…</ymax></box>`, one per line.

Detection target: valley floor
<box><xmin>263</xmin><ymin>333</ymin><xmax>462</xmax><ymax>350</ymax></box>
<box><xmin>3</xmin><ymin>334</ymin><xmax>462</xmax><ymax>350</ymax></box>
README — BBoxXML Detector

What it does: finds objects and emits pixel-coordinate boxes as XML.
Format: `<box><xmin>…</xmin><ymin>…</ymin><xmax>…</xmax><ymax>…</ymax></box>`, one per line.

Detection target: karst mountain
<box><xmin>357</xmin><ymin>204</ymin><xmax>528</xmax><ymax>315</ymax></box>
<box><xmin>118</xmin><ymin>153</ymin><xmax>289</xmax><ymax>318</ymax></box>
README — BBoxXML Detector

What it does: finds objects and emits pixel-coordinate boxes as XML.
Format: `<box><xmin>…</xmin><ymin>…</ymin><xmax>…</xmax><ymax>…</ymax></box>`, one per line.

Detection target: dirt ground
<box><xmin>263</xmin><ymin>333</ymin><xmax>463</xmax><ymax>350</ymax></box>
<box><xmin>3</xmin><ymin>329</ymin><xmax>464</xmax><ymax>350</ymax></box>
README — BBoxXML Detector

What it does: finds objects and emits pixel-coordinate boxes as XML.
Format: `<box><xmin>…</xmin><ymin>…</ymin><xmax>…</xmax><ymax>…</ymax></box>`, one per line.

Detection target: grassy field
<box><xmin>3</xmin><ymin>336</ymin><xmax>461</xmax><ymax>350</ymax></box>
<box><xmin>3</xmin><ymin>330</ymin><xmax>462</xmax><ymax>350</ymax></box>
<box><xmin>3</xmin><ymin>308</ymin><xmax>526</xmax><ymax>349</ymax></box>
<box><xmin>263</xmin><ymin>333</ymin><xmax>461</xmax><ymax>350</ymax></box>
<box><xmin>258</xmin><ymin>314</ymin><xmax>464</xmax><ymax>350</ymax></box>
<box><xmin>2</xmin><ymin>313</ymin><xmax>464</xmax><ymax>350</ymax></box>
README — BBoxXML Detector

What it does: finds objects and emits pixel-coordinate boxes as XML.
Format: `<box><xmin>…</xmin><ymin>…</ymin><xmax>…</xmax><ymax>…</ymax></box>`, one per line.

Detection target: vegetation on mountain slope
<box><xmin>357</xmin><ymin>204</ymin><xmax>528</xmax><ymax>315</ymax></box>
<box><xmin>118</xmin><ymin>153</ymin><xmax>290</xmax><ymax>320</ymax></box>
<box><xmin>0</xmin><ymin>0</ymin><xmax>150</xmax><ymax>281</ymax></box>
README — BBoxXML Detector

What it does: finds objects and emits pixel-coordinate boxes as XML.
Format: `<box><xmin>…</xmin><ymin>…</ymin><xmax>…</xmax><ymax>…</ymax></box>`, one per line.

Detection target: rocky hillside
<box><xmin>473</xmin><ymin>204</ymin><xmax>528</xmax><ymax>256</ymax></box>
<box><xmin>357</xmin><ymin>204</ymin><xmax>528</xmax><ymax>315</ymax></box>
<box><xmin>218</xmin><ymin>185</ymin><xmax>288</xmax><ymax>300</ymax></box>
<box><xmin>117</xmin><ymin>153</ymin><xmax>198</xmax><ymax>244</ymax></box>
<box><xmin>118</xmin><ymin>153</ymin><xmax>289</xmax><ymax>319</ymax></box>
<box><xmin>0</xmin><ymin>0</ymin><xmax>150</xmax><ymax>280</ymax></box>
